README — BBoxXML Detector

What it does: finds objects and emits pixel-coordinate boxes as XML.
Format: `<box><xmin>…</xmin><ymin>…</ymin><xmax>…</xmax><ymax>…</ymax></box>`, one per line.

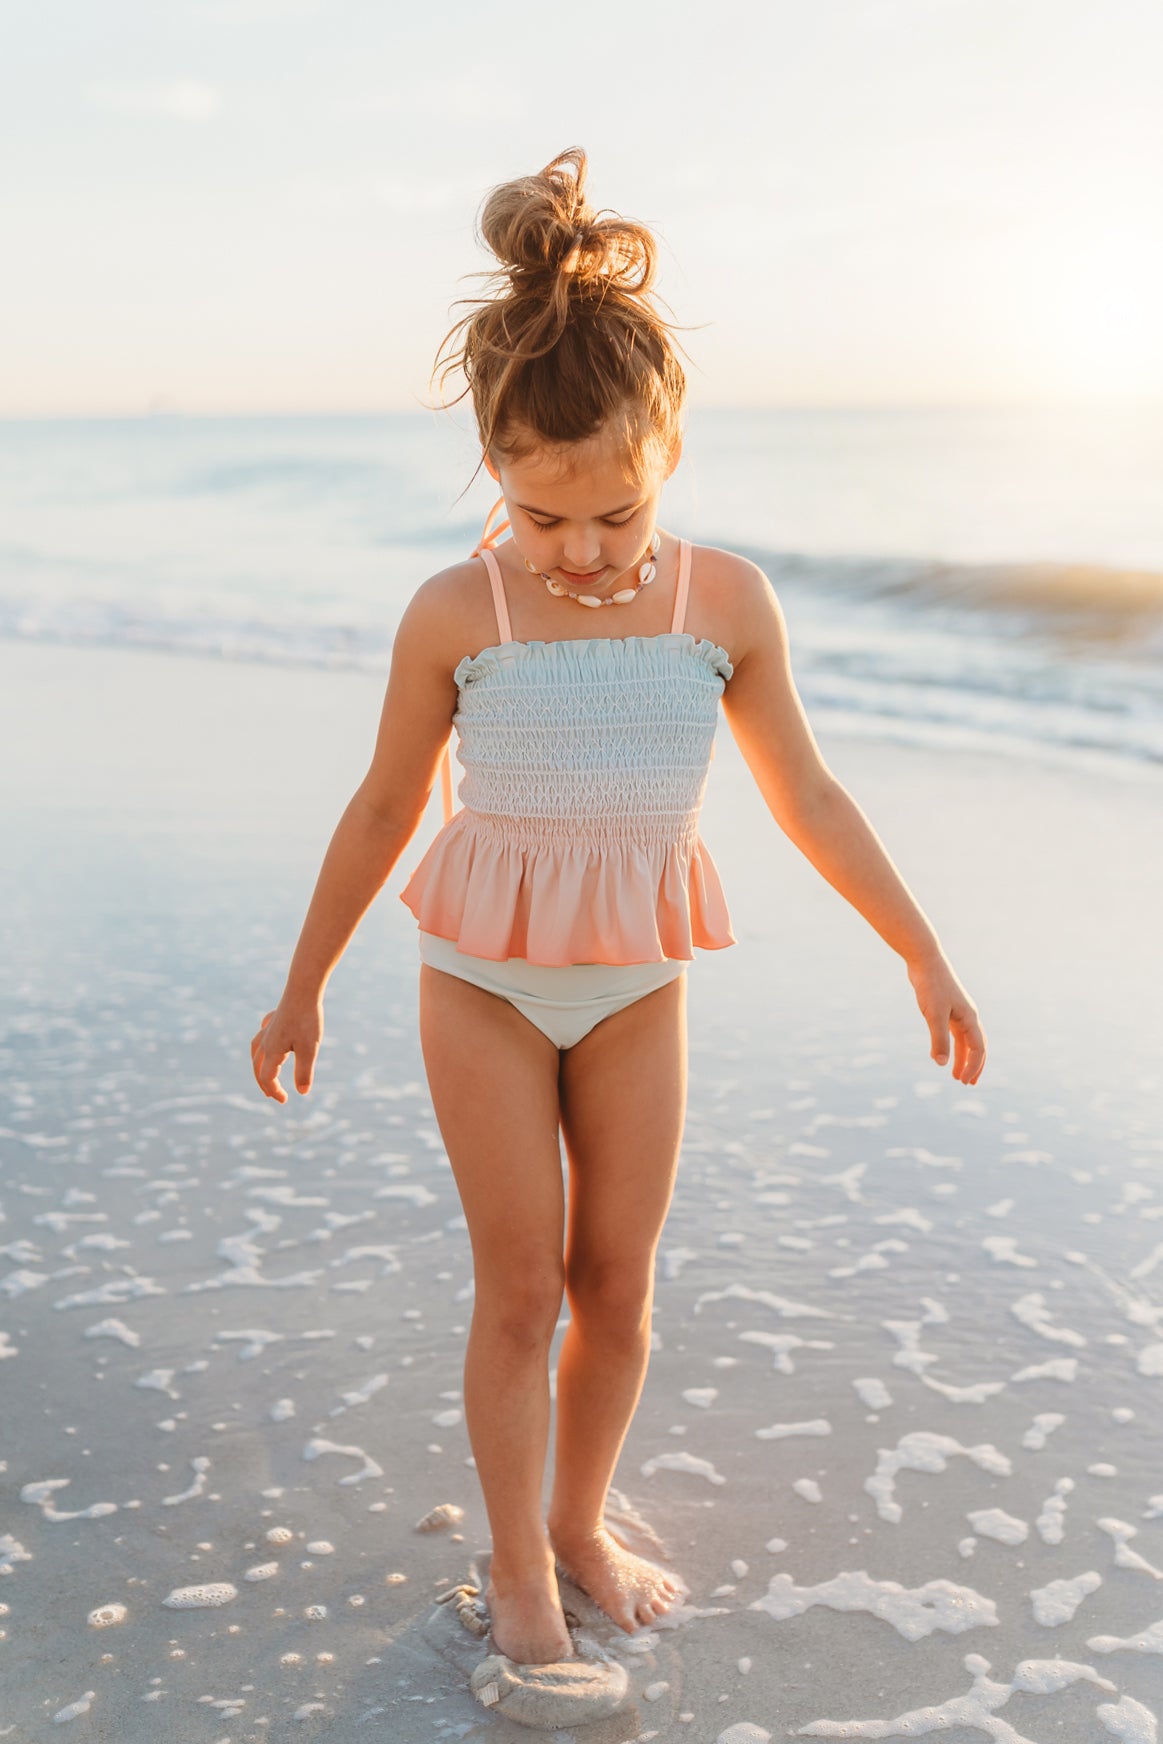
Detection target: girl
<box><xmin>251</xmin><ymin>148</ymin><xmax>986</xmax><ymax>1678</ymax></box>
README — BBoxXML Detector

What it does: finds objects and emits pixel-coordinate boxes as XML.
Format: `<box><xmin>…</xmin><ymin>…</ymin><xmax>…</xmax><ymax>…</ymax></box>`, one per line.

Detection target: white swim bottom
<box><xmin>417</xmin><ymin>931</ymin><xmax>687</xmax><ymax>1051</ymax></box>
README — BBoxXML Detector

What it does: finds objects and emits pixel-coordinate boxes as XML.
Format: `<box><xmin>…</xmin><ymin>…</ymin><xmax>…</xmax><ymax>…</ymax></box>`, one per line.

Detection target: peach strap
<box><xmin>439</xmin><ymin>499</ymin><xmax>513</xmax><ymax>825</ymax></box>
<box><xmin>670</xmin><ymin>540</ymin><xmax>691</xmax><ymax>634</ymax></box>
<box><xmin>478</xmin><ymin>547</ymin><xmax>513</xmax><ymax>643</ymax></box>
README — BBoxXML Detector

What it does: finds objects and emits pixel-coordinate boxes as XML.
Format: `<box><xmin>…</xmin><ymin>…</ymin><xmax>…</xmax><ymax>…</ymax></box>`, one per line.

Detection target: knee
<box><xmin>565</xmin><ymin>1257</ymin><xmax>653</xmax><ymax>1342</ymax></box>
<box><xmin>474</xmin><ymin>1260</ymin><xmax>565</xmax><ymax>1351</ymax></box>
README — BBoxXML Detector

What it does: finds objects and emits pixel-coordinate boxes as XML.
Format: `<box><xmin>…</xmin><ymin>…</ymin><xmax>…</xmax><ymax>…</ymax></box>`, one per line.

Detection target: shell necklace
<box><xmin>524</xmin><ymin>532</ymin><xmax>662</xmax><ymax>609</ymax></box>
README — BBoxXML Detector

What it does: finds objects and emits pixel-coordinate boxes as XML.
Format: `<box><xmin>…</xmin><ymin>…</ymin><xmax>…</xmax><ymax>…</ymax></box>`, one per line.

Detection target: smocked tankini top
<box><xmin>398</xmin><ymin>526</ymin><xmax>737</xmax><ymax>967</ymax></box>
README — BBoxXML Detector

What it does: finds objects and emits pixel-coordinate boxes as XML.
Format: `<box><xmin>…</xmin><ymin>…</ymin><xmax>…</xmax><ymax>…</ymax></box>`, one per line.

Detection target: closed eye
<box><xmin>528</xmin><ymin>514</ymin><xmax>637</xmax><ymax>531</ymax></box>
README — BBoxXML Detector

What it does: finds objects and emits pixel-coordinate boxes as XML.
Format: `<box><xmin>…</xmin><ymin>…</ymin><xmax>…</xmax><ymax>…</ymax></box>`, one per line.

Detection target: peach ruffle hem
<box><xmin>399</xmin><ymin>810</ymin><xmax>736</xmax><ymax>966</ymax></box>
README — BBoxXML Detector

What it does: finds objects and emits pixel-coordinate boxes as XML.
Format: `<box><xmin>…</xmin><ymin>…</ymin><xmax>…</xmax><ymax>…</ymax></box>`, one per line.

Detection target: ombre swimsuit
<box><xmin>399</xmin><ymin>509</ymin><xmax>736</xmax><ymax>1047</ymax></box>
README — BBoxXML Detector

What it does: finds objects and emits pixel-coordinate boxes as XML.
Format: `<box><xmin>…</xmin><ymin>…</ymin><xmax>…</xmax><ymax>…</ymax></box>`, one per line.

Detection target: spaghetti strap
<box><xmin>478</xmin><ymin>546</ymin><xmax>513</xmax><ymax>645</ymax></box>
<box><xmin>670</xmin><ymin>539</ymin><xmax>692</xmax><ymax>634</ymax></box>
<box><xmin>437</xmin><ymin>498</ymin><xmax>513</xmax><ymax>827</ymax></box>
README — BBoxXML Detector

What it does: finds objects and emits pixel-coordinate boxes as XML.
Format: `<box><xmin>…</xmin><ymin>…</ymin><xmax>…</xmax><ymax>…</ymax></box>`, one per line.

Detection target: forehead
<box><xmin>499</xmin><ymin>432</ymin><xmax>657</xmax><ymax>511</ymax></box>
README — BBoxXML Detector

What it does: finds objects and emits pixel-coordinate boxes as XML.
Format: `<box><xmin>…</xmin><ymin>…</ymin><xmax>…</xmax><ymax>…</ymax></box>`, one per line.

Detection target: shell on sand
<box><xmin>469</xmin><ymin>1653</ymin><xmax>630</xmax><ymax>1726</ymax></box>
<box><xmin>434</xmin><ymin>1581</ymin><xmax>490</xmax><ymax>1638</ymax></box>
<box><xmin>413</xmin><ymin>1502</ymin><xmax>465</xmax><ymax>1533</ymax></box>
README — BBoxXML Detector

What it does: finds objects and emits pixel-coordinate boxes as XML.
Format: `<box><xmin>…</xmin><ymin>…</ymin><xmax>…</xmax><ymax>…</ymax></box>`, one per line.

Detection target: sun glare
<box><xmin>1031</xmin><ymin>219</ymin><xmax>1163</xmax><ymax>400</ymax></box>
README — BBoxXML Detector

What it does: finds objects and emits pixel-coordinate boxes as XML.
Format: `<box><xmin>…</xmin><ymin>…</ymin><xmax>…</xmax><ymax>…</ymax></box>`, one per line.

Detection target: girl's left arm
<box><xmin>719</xmin><ymin>558</ymin><xmax>986</xmax><ymax>1086</ymax></box>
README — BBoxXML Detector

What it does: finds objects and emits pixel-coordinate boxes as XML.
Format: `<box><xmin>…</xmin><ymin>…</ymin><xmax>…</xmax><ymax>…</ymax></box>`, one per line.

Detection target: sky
<box><xmin>5</xmin><ymin>0</ymin><xmax>1163</xmax><ymax>415</ymax></box>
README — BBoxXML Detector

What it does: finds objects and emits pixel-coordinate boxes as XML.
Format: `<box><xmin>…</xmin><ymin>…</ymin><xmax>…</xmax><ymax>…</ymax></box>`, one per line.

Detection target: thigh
<box><xmin>418</xmin><ymin>963</ymin><xmax>566</xmax><ymax>1288</ymax></box>
<box><xmin>557</xmin><ymin>973</ymin><xmax>688</xmax><ymax>1280</ymax></box>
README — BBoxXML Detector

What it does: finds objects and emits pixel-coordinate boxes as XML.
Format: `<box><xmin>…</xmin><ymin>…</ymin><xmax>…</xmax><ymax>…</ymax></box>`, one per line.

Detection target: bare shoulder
<box><xmin>689</xmin><ymin>543</ymin><xmax>786</xmax><ymax>672</ymax></box>
<box><xmin>393</xmin><ymin>556</ymin><xmax>495</xmax><ymax>675</ymax></box>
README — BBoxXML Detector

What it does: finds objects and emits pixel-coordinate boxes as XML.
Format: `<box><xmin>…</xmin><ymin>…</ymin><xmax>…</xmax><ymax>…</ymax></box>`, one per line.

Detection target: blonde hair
<box><xmin>433</xmin><ymin>147</ymin><xmax>686</xmax><ymax>480</ymax></box>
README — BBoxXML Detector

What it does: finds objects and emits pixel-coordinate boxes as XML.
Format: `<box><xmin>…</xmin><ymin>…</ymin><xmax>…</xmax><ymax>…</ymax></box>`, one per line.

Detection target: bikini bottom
<box><xmin>417</xmin><ymin>931</ymin><xmax>687</xmax><ymax>1051</ymax></box>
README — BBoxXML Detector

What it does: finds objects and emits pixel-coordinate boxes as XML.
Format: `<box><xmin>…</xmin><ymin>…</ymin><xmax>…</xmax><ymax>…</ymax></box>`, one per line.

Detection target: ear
<box><xmin>483</xmin><ymin>453</ymin><xmax>500</xmax><ymax>483</ymax></box>
<box><xmin>664</xmin><ymin>434</ymin><xmax>683</xmax><ymax>480</ymax></box>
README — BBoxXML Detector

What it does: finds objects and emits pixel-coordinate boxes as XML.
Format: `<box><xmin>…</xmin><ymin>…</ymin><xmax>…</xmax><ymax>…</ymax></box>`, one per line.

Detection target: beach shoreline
<box><xmin>2</xmin><ymin>636</ymin><xmax>1161</xmax><ymax>1741</ymax></box>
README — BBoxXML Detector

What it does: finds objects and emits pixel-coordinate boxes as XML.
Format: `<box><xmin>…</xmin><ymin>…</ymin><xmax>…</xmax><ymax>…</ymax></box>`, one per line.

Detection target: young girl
<box><xmin>251</xmin><ymin>148</ymin><xmax>986</xmax><ymax>1682</ymax></box>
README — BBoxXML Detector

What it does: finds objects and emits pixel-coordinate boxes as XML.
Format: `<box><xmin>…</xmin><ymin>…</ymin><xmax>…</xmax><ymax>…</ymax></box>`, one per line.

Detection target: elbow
<box><xmin>350</xmin><ymin>782</ymin><xmax>428</xmax><ymax>848</ymax></box>
<box><xmin>778</xmin><ymin>773</ymin><xmax>844</xmax><ymax>843</ymax></box>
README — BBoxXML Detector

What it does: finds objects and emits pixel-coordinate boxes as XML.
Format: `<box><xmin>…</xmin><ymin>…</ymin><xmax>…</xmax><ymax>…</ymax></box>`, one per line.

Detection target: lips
<box><xmin>558</xmin><ymin>567</ymin><xmax>607</xmax><ymax>584</ymax></box>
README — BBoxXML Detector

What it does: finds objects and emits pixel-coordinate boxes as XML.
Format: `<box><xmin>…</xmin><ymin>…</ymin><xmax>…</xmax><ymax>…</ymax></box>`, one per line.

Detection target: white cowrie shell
<box><xmin>650</xmin><ymin>531</ymin><xmax>661</xmax><ymax>554</ymax></box>
<box><xmin>577</xmin><ymin>594</ymin><xmax>603</xmax><ymax>607</ymax></box>
<box><xmin>611</xmin><ymin>588</ymin><xmax>638</xmax><ymax>604</ymax></box>
<box><xmin>545</xmin><ymin>579</ymin><xmax>569</xmax><ymax>595</ymax></box>
<box><xmin>638</xmin><ymin>562</ymin><xmax>657</xmax><ymax>585</ymax></box>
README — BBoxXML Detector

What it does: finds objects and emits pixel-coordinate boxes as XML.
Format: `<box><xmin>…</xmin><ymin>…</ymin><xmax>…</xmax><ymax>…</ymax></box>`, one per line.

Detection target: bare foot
<box><xmin>486</xmin><ymin>1551</ymin><xmax>576</xmax><ymax>1665</ymax></box>
<box><xmin>549</xmin><ymin>1525</ymin><xmax>686</xmax><ymax>1632</ymax></box>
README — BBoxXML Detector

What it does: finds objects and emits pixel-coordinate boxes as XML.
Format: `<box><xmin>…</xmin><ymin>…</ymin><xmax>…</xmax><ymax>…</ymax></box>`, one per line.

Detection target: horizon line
<box><xmin>3</xmin><ymin>395</ymin><xmax>1163</xmax><ymax>423</ymax></box>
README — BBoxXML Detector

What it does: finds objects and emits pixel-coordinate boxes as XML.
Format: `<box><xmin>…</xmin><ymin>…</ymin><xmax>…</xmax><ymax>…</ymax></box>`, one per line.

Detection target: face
<box><xmin>485</xmin><ymin>427</ymin><xmax>680</xmax><ymax>590</ymax></box>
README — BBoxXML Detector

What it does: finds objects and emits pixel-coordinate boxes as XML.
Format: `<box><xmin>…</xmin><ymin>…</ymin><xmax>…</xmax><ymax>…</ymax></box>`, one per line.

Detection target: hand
<box><xmin>906</xmin><ymin>953</ymin><xmax>986</xmax><ymax>1085</ymax></box>
<box><xmin>250</xmin><ymin>998</ymin><xmax>323</xmax><ymax>1103</ymax></box>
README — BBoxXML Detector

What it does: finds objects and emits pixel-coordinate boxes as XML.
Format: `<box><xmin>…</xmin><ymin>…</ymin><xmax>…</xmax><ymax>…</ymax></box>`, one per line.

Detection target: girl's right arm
<box><xmin>250</xmin><ymin>579</ymin><xmax>461</xmax><ymax>1104</ymax></box>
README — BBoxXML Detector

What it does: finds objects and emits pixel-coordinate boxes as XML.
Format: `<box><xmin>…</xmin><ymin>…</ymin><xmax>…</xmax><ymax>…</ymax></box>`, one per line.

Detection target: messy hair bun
<box><xmin>434</xmin><ymin>148</ymin><xmax>686</xmax><ymax>477</ymax></box>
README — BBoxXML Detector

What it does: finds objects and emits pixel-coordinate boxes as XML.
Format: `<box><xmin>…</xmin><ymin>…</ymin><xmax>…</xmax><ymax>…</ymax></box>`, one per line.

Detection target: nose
<box><xmin>560</xmin><ymin>529</ymin><xmax>603</xmax><ymax>571</ymax></box>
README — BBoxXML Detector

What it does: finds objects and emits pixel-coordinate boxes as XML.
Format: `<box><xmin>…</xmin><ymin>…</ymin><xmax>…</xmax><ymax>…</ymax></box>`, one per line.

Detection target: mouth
<box><xmin>557</xmin><ymin>567</ymin><xmax>608</xmax><ymax>585</ymax></box>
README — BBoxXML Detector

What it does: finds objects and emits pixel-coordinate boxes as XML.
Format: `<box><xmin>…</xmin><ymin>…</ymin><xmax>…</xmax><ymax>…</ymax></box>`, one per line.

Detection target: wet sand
<box><xmin>1</xmin><ymin>638</ymin><xmax>1161</xmax><ymax>1742</ymax></box>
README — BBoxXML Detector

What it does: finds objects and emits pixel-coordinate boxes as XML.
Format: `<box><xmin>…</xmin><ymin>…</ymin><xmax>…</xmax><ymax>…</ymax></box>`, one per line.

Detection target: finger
<box><xmin>256</xmin><ymin>1040</ymin><xmax>290</xmax><ymax>1103</ymax></box>
<box><xmin>953</xmin><ymin>1026</ymin><xmax>970</xmax><ymax>1080</ymax></box>
<box><xmin>949</xmin><ymin>1009</ymin><xmax>983</xmax><ymax>1081</ymax></box>
<box><xmin>962</xmin><ymin>1025</ymin><xmax>990</xmax><ymax>1081</ymax></box>
<box><xmin>294</xmin><ymin>1051</ymin><xmax>315</xmax><ymax>1096</ymax></box>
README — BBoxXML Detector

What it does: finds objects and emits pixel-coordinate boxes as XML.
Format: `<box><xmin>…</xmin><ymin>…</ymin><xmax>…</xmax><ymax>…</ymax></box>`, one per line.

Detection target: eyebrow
<box><xmin>514</xmin><ymin>499</ymin><xmax>642</xmax><ymax>518</ymax></box>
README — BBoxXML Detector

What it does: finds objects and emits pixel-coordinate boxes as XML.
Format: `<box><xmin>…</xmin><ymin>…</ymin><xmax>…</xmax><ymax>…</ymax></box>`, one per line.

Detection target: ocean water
<box><xmin>1</xmin><ymin>406</ymin><xmax>1161</xmax><ymax>772</ymax></box>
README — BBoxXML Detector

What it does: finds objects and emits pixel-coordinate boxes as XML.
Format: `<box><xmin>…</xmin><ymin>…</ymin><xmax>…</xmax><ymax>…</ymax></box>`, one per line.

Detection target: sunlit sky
<box><xmin>5</xmin><ymin>0</ymin><xmax>1163</xmax><ymax>414</ymax></box>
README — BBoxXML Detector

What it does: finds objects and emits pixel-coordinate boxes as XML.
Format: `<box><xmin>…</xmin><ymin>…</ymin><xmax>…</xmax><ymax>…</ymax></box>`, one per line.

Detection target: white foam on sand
<box><xmin>1030</xmin><ymin>1571</ymin><xmax>1103</xmax><ymax>1625</ymax></box>
<box><xmin>882</xmin><ymin>1319</ymin><xmax>1005</xmax><ymax>1404</ymax></box>
<box><xmin>0</xmin><ymin>1535</ymin><xmax>32</xmax><ymax>1572</ymax></box>
<box><xmin>1035</xmin><ymin>1478</ymin><xmax>1075</xmax><ymax>1544</ymax></box>
<box><xmin>966</xmin><ymin>1508</ymin><xmax>1028</xmax><ymax>1546</ymax></box>
<box><xmin>1096</xmin><ymin>1693</ymin><xmax>1159</xmax><ymax>1743</ymax></box>
<box><xmin>1010</xmin><ymin>1292</ymin><xmax>1088</xmax><ymax>1348</ymax></box>
<box><xmin>1090</xmin><ymin>1619</ymin><xmax>1163</xmax><ymax>1656</ymax></box>
<box><xmin>853</xmin><ymin>1377</ymin><xmax>893</xmax><ymax>1409</ymax></box>
<box><xmin>982</xmin><ymin>1234</ymin><xmax>1038</xmax><ymax>1267</ymax></box>
<box><xmin>162</xmin><ymin>1583</ymin><xmax>237</xmax><ymax>1608</ymax></box>
<box><xmin>1098</xmin><ymin>1519</ymin><xmax>1163</xmax><ymax>1580</ymax></box>
<box><xmin>161</xmin><ymin>1457</ymin><xmax>210</xmax><ymax>1506</ymax></box>
<box><xmin>20</xmin><ymin>1480</ymin><xmax>118</xmax><ymax>1523</ymax></box>
<box><xmin>53</xmin><ymin>1277</ymin><xmax>165</xmax><ymax>1309</ymax></box>
<box><xmin>1021</xmin><ymin>1411</ymin><xmax>1065</xmax><ymax>1449</ymax></box>
<box><xmin>752</xmin><ymin>1571</ymin><xmax>997</xmax><ymax>1640</ymax></box>
<box><xmin>797</xmin><ymin>1653</ymin><xmax>1115</xmax><ymax>1737</ymax></box>
<box><xmin>301</xmin><ymin>1438</ymin><xmax>383</xmax><ymax>1485</ymax></box>
<box><xmin>641</xmin><ymin>1451</ymin><xmax>727</xmax><ymax>1485</ymax></box>
<box><xmin>52</xmin><ymin>1690</ymin><xmax>96</xmax><ymax>1724</ymax></box>
<box><xmin>330</xmin><ymin>1372</ymin><xmax>389</xmax><ymax>1415</ymax></box>
<box><xmin>1012</xmin><ymin>1356</ymin><xmax>1079</xmax><ymax>1383</ymax></box>
<box><xmin>82</xmin><ymin>1318</ymin><xmax>140</xmax><ymax>1347</ymax></box>
<box><xmin>695</xmin><ymin>1283</ymin><xmax>836</xmax><ymax>1320</ymax></box>
<box><xmin>865</xmin><ymin>1432</ymin><xmax>1011</xmax><ymax>1524</ymax></box>
<box><xmin>755</xmin><ymin>1419</ymin><xmax>832</xmax><ymax>1441</ymax></box>
<box><xmin>737</xmin><ymin>1331</ymin><xmax>835</xmax><ymax>1372</ymax></box>
<box><xmin>86</xmin><ymin>1603</ymin><xmax>127</xmax><ymax>1627</ymax></box>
